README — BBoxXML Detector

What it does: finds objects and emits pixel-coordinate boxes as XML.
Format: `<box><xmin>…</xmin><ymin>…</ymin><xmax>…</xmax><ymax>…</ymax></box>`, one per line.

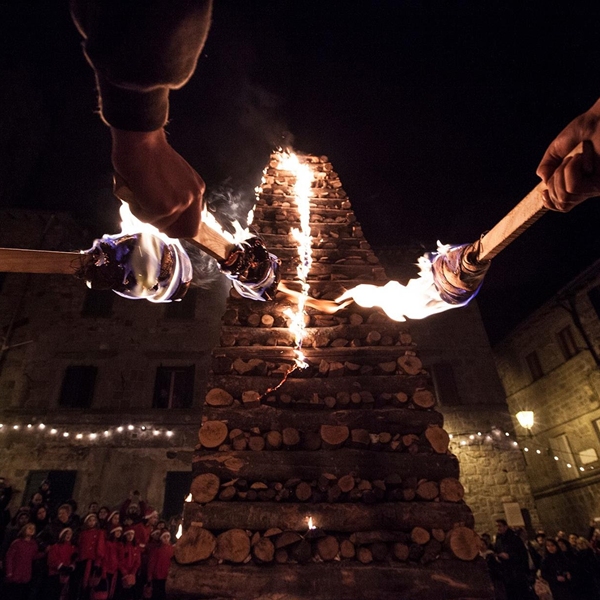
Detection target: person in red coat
<box><xmin>74</xmin><ymin>512</ymin><xmax>106</xmax><ymax>598</ymax></box>
<box><xmin>102</xmin><ymin>526</ymin><xmax>122</xmax><ymax>599</ymax></box>
<box><xmin>118</xmin><ymin>528</ymin><xmax>141</xmax><ymax>599</ymax></box>
<box><xmin>147</xmin><ymin>531</ymin><xmax>174</xmax><ymax>600</ymax></box>
<box><xmin>46</xmin><ymin>527</ymin><xmax>77</xmax><ymax>600</ymax></box>
<box><xmin>4</xmin><ymin>523</ymin><xmax>44</xmax><ymax>600</ymax></box>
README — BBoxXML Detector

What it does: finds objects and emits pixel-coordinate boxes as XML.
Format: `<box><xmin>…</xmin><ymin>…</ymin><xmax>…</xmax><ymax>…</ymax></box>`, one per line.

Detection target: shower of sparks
<box><xmin>277</xmin><ymin>151</ymin><xmax>314</xmax><ymax>369</ymax></box>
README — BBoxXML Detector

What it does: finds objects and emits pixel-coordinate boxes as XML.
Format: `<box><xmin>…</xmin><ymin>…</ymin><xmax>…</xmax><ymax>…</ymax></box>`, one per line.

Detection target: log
<box><xmin>439</xmin><ymin>478</ymin><xmax>465</xmax><ymax>503</ymax></box>
<box><xmin>411</xmin><ymin>527</ymin><xmax>431</xmax><ymax>545</ymax></box>
<box><xmin>242</xmin><ymin>391</ymin><xmax>261</xmax><ymax>408</ymax></box>
<box><xmin>350</xmin><ymin>429</ymin><xmax>371</xmax><ymax>448</ymax></box>
<box><xmin>366</xmin><ymin>331</ymin><xmax>381</xmax><ymax>345</ymax></box>
<box><xmin>192</xmin><ymin>450</ymin><xmax>460</xmax><ymax>483</ymax></box>
<box><xmin>349</xmin><ymin>313</ymin><xmax>364</xmax><ymax>325</ymax></box>
<box><xmin>357</xmin><ymin>547</ymin><xmax>373</xmax><ymax>564</ymax></box>
<box><xmin>252</xmin><ymin>537</ymin><xmax>275</xmax><ymax>563</ymax></box>
<box><xmin>432</xmin><ymin>529</ymin><xmax>446</xmax><ymax>543</ymax></box>
<box><xmin>274</xmin><ymin>549</ymin><xmax>288</xmax><ymax>563</ymax></box>
<box><xmin>337</xmin><ymin>474</ymin><xmax>355</xmax><ymax>493</ymax></box>
<box><xmin>425</xmin><ymin>426</ymin><xmax>450</xmax><ymax>454</ymax></box>
<box><xmin>412</xmin><ymin>389</ymin><xmax>436</xmax><ymax>409</ymax></box>
<box><xmin>260</xmin><ymin>314</ymin><xmax>275</xmax><ymax>328</ymax></box>
<box><xmin>328</xmin><ymin>361</ymin><xmax>344</xmax><ymax>377</ymax></box>
<box><xmin>174</xmin><ymin>526</ymin><xmax>216</xmax><ymax>564</ymax></box>
<box><xmin>397</xmin><ymin>355</ymin><xmax>422</xmax><ymax>375</ymax></box>
<box><xmin>214</xmin><ymin>529</ymin><xmax>251</xmax><ymax>563</ymax></box>
<box><xmin>218</xmin><ymin>486</ymin><xmax>236</xmax><ymax>501</ymax></box>
<box><xmin>247</xmin><ymin>313</ymin><xmax>261</xmax><ymax>327</ymax></box>
<box><xmin>295</xmin><ymin>482</ymin><xmax>313</xmax><ymax>502</ymax></box>
<box><xmin>446</xmin><ymin>526</ymin><xmax>480</xmax><ymax>561</ymax></box>
<box><xmin>168</xmin><ymin>561</ymin><xmax>495</xmax><ymax>599</ymax></box>
<box><xmin>185</xmin><ymin>501</ymin><xmax>475</xmax><ymax>532</ymax></box>
<box><xmin>378</xmin><ymin>361</ymin><xmax>397</xmax><ymax>374</ymax></box>
<box><xmin>323</xmin><ymin>395</ymin><xmax>337</xmax><ymax>408</ymax></box>
<box><xmin>350</xmin><ymin>531</ymin><xmax>408</xmax><ymax>545</ymax></box>
<box><xmin>199</xmin><ymin>421</ymin><xmax>229</xmax><ymax>449</ymax></box>
<box><xmin>248</xmin><ymin>436</ymin><xmax>265</xmax><ymax>452</ymax></box>
<box><xmin>190</xmin><ymin>473</ymin><xmax>221</xmax><ymax>504</ymax></box>
<box><xmin>399</xmin><ymin>332</ymin><xmax>412</xmax><ymax>344</ymax></box>
<box><xmin>282</xmin><ymin>427</ymin><xmax>301</xmax><ymax>448</ymax></box>
<box><xmin>320</xmin><ymin>425</ymin><xmax>349</xmax><ymax>449</ymax></box>
<box><xmin>275</xmin><ymin>531</ymin><xmax>302</xmax><ymax>549</ymax></box>
<box><xmin>393</xmin><ymin>542</ymin><xmax>409</xmax><ymax>561</ymax></box>
<box><xmin>232</xmin><ymin>437</ymin><xmax>247</xmax><ymax>451</ymax></box>
<box><xmin>340</xmin><ymin>539</ymin><xmax>355</xmax><ymax>559</ymax></box>
<box><xmin>316</xmin><ymin>536</ymin><xmax>339</xmax><ymax>561</ymax></box>
<box><xmin>266</xmin><ymin>430</ymin><xmax>283</xmax><ymax>450</ymax></box>
<box><xmin>416</xmin><ymin>481</ymin><xmax>439</xmax><ymax>501</ymax></box>
<box><xmin>205</xmin><ymin>388</ymin><xmax>234</xmax><ymax>407</ymax></box>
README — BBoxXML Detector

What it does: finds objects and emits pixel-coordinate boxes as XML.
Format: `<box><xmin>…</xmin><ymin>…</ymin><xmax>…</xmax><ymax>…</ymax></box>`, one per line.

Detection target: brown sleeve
<box><xmin>70</xmin><ymin>0</ymin><xmax>213</xmax><ymax>131</ymax></box>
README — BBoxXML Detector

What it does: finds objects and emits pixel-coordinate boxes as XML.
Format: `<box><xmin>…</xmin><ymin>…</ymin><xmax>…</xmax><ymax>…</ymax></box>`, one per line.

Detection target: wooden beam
<box><xmin>167</xmin><ymin>562</ymin><xmax>494</xmax><ymax>599</ymax></box>
<box><xmin>184</xmin><ymin>501</ymin><xmax>474</xmax><ymax>532</ymax></box>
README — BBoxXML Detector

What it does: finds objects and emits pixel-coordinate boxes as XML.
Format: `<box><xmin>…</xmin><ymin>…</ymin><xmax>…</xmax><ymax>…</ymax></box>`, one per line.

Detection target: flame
<box><xmin>336</xmin><ymin>241</ymin><xmax>466</xmax><ymax>321</ymax></box>
<box><xmin>184</xmin><ymin>493</ymin><xmax>192</xmax><ymax>503</ymax></box>
<box><xmin>276</xmin><ymin>151</ymin><xmax>314</xmax><ymax>369</ymax></box>
<box><xmin>102</xmin><ymin>202</ymin><xmax>192</xmax><ymax>303</ymax></box>
<box><xmin>307</xmin><ymin>516</ymin><xmax>316</xmax><ymax>530</ymax></box>
<box><xmin>201</xmin><ymin>206</ymin><xmax>253</xmax><ymax>247</ymax></box>
<box><xmin>176</xmin><ymin>523</ymin><xmax>183</xmax><ymax>540</ymax></box>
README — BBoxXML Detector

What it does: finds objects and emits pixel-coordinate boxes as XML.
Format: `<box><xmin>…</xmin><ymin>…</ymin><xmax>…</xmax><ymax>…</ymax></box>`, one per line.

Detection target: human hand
<box><xmin>537</xmin><ymin>98</ymin><xmax>600</xmax><ymax>211</ymax></box>
<box><xmin>111</xmin><ymin>128</ymin><xmax>205</xmax><ymax>239</ymax></box>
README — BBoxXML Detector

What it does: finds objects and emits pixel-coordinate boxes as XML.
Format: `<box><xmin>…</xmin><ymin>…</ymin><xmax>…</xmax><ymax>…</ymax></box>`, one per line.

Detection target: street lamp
<box><xmin>516</xmin><ymin>410</ymin><xmax>534</xmax><ymax>431</ymax></box>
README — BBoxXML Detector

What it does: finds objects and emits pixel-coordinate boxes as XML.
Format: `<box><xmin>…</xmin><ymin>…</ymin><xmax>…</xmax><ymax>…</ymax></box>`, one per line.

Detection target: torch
<box><xmin>338</xmin><ymin>143</ymin><xmax>588</xmax><ymax>320</ymax></box>
<box><xmin>0</xmin><ymin>182</ymin><xmax>281</xmax><ymax>303</ymax></box>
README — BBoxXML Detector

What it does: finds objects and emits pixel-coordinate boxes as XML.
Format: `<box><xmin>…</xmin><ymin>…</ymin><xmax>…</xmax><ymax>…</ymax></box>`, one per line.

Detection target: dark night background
<box><xmin>1</xmin><ymin>1</ymin><xmax>599</xmax><ymax>344</ymax></box>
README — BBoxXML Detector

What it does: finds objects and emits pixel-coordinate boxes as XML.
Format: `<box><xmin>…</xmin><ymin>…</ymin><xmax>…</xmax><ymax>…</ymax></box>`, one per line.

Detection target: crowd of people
<box><xmin>0</xmin><ymin>478</ymin><xmax>180</xmax><ymax>600</ymax></box>
<box><xmin>481</xmin><ymin>518</ymin><xmax>600</xmax><ymax>600</ymax></box>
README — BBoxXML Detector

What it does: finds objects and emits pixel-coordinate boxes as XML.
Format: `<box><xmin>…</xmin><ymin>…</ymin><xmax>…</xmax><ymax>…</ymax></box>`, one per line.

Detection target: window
<box><xmin>525</xmin><ymin>351</ymin><xmax>543</xmax><ymax>382</ymax></box>
<box><xmin>550</xmin><ymin>434</ymin><xmax>579</xmax><ymax>482</ymax></box>
<box><xmin>430</xmin><ymin>362</ymin><xmax>461</xmax><ymax>406</ymax></box>
<box><xmin>59</xmin><ymin>366</ymin><xmax>97</xmax><ymax>408</ymax></box>
<box><xmin>556</xmin><ymin>326</ymin><xmax>578</xmax><ymax>361</ymax></box>
<box><xmin>153</xmin><ymin>365</ymin><xmax>195</xmax><ymax>409</ymax></box>
<box><xmin>163</xmin><ymin>471</ymin><xmax>192</xmax><ymax>520</ymax></box>
<box><xmin>589</xmin><ymin>286</ymin><xmax>600</xmax><ymax>320</ymax></box>
<box><xmin>81</xmin><ymin>289</ymin><xmax>114</xmax><ymax>317</ymax></box>
<box><xmin>164</xmin><ymin>289</ymin><xmax>197</xmax><ymax>320</ymax></box>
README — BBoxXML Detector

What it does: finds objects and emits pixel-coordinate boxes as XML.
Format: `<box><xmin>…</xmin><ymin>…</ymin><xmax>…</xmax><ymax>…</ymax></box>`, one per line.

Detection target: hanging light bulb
<box><xmin>516</xmin><ymin>411</ymin><xmax>534</xmax><ymax>430</ymax></box>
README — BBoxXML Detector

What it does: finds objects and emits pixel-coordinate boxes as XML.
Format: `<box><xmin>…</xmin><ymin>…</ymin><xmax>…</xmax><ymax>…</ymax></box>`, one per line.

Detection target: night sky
<box><xmin>1</xmin><ymin>1</ymin><xmax>600</xmax><ymax>343</ymax></box>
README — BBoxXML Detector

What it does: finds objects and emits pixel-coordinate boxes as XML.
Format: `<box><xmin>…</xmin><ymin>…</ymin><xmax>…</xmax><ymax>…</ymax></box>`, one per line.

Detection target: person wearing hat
<box><xmin>47</xmin><ymin>527</ymin><xmax>76</xmax><ymax>600</ymax></box>
<box><xmin>147</xmin><ymin>531</ymin><xmax>174</xmax><ymax>600</ymax></box>
<box><xmin>118</xmin><ymin>528</ymin><xmax>141</xmax><ymax>599</ymax></box>
<box><xmin>4</xmin><ymin>523</ymin><xmax>44</xmax><ymax>600</ymax></box>
<box><xmin>74</xmin><ymin>512</ymin><xmax>106</xmax><ymax>598</ymax></box>
<box><xmin>105</xmin><ymin>510</ymin><xmax>121</xmax><ymax>533</ymax></box>
<box><xmin>0</xmin><ymin>506</ymin><xmax>30</xmax><ymax>566</ymax></box>
<box><xmin>102</xmin><ymin>526</ymin><xmax>123</xmax><ymax>599</ymax></box>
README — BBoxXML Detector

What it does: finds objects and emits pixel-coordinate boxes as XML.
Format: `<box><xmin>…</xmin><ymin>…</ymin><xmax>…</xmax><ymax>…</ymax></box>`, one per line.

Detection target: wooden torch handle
<box><xmin>477</xmin><ymin>142</ymin><xmax>584</xmax><ymax>262</ymax></box>
<box><xmin>0</xmin><ymin>248</ymin><xmax>86</xmax><ymax>274</ymax></box>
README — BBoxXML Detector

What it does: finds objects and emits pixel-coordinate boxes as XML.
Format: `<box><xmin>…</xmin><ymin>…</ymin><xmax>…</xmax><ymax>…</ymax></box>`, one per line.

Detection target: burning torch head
<box><xmin>219</xmin><ymin>236</ymin><xmax>281</xmax><ymax>301</ymax></box>
<box><xmin>77</xmin><ymin>233</ymin><xmax>192</xmax><ymax>302</ymax></box>
<box><xmin>430</xmin><ymin>242</ymin><xmax>490</xmax><ymax>305</ymax></box>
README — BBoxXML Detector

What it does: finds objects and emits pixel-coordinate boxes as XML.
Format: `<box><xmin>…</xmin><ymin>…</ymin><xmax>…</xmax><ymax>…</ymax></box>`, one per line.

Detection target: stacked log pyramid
<box><xmin>168</xmin><ymin>153</ymin><xmax>493</xmax><ymax>599</ymax></box>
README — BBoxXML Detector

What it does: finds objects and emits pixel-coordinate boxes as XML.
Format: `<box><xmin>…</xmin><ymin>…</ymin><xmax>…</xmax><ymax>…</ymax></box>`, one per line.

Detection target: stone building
<box><xmin>376</xmin><ymin>247</ymin><xmax>539</xmax><ymax>534</ymax></box>
<box><xmin>494</xmin><ymin>259</ymin><xmax>600</xmax><ymax>535</ymax></box>
<box><xmin>0</xmin><ymin>208</ymin><xmax>229</xmax><ymax>516</ymax></box>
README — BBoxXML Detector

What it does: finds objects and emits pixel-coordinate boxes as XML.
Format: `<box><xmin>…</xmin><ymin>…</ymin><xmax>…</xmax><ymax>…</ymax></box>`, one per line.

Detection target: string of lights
<box><xmin>0</xmin><ymin>421</ymin><xmax>176</xmax><ymax>442</ymax></box>
<box><xmin>448</xmin><ymin>426</ymin><xmax>597</xmax><ymax>472</ymax></box>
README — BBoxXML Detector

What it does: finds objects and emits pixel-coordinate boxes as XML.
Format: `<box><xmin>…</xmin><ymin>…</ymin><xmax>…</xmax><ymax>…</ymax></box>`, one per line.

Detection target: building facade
<box><xmin>0</xmin><ymin>209</ymin><xmax>228</xmax><ymax>517</ymax></box>
<box><xmin>494</xmin><ymin>260</ymin><xmax>600</xmax><ymax>535</ymax></box>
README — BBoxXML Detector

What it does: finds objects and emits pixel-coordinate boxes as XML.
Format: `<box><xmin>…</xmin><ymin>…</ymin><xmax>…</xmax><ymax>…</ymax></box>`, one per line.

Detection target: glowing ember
<box><xmin>337</xmin><ymin>242</ymin><xmax>477</xmax><ymax>321</ymax></box>
<box><xmin>277</xmin><ymin>151</ymin><xmax>314</xmax><ymax>369</ymax></box>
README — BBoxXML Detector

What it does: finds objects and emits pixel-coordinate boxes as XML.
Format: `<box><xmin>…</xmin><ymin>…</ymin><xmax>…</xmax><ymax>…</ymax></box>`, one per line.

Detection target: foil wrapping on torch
<box><xmin>219</xmin><ymin>237</ymin><xmax>281</xmax><ymax>302</ymax></box>
<box><xmin>430</xmin><ymin>242</ymin><xmax>490</xmax><ymax>305</ymax></box>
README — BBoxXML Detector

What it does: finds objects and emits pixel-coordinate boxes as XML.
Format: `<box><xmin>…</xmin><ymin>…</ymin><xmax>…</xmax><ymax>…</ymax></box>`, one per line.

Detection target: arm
<box><xmin>537</xmin><ymin>99</ymin><xmax>600</xmax><ymax>211</ymax></box>
<box><xmin>70</xmin><ymin>0</ymin><xmax>212</xmax><ymax>238</ymax></box>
